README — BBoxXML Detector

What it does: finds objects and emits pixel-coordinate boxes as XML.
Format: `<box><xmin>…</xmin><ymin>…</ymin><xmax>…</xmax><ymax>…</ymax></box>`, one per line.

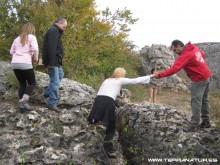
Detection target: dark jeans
<box><xmin>13</xmin><ymin>69</ymin><xmax>36</xmax><ymax>99</ymax></box>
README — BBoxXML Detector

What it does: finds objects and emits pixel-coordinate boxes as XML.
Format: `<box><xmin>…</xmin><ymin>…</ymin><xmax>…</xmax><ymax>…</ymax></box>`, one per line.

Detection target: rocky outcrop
<box><xmin>0</xmin><ymin>61</ymin><xmax>124</xmax><ymax>165</ymax></box>
<box><xmin>117</xmin><ymin>103</ymin><xmax>220</xmax><ymax>165</ymax></box>
<box><xmin>0</xmin><ymin>61</ymin><xmax>219</xmax><ymax>165</ymax></box>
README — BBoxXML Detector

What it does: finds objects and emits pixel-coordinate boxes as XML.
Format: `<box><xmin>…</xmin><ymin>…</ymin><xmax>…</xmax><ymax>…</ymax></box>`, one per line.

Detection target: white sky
<box><xmin>95</xmin><ymin>0</ymin><xmax>220</xmax><ymax>49</ymax></box>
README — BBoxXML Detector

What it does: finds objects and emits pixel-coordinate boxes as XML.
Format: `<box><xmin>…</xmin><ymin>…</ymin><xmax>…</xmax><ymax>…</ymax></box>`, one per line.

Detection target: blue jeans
<box><xmin>44</xmin><ymin>66</ymin><xmax>64</xmax><ymax>107</ymax></box>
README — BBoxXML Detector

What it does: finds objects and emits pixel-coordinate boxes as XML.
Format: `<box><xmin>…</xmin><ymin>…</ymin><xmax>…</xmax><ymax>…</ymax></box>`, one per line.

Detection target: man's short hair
<box><xmin>55</xmin><ymin>18</ymin><xmax>66</xmax><ymax>24</ymax></box>
<box><xmin>171</xmin><ymin>40</ymin><xmax>184</xmax><ymax>47</ymax></box>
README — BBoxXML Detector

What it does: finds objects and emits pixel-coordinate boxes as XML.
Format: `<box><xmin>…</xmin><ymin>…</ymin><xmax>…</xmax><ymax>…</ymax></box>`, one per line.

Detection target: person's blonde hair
<box><xmin>20</xmin><ymin>22</ymin><xmax>36</xmax><ymax>46</ymax></box>
<box><xmin>112</xmin><ymin>67</ymin><xmax>126</xmax><ymax>78</ymax></box>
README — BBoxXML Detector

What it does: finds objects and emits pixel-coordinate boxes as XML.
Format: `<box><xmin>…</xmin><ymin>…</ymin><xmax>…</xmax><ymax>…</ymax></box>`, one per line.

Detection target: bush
<box><xmin>6</xmin><ymin>72</ymin><xmax>18</xmax><ymax>89</ymax></box>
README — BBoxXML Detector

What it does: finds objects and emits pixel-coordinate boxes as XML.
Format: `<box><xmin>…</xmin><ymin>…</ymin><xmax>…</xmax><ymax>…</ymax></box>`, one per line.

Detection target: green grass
<box><xmin>209</xmin><ymin>90</ymin><xmax>220</xmax><ymax>127</ymax></box>
<box><xmin>125</xmin><ymin>85</ymin><xmax>148</xmax><ymax>102</ymax></box>
<box><xmin>6</xmin><ymin>72</ymin><xmax>19</xmax><ymax>89</ymax></box>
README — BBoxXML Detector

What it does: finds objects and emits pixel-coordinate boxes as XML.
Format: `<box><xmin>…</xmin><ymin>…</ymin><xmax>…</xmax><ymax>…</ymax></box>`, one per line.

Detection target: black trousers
<box><xmin>88</xmin><ymin>95</ymin><xmax>116</xmax><ymax>151</ymax></box>
<box><xmin>13</xmin><ymin>69</ymin><xmax>36</xmax><ymax>99</ymax></box>
<box><xmin>104</xmin><ymin>120</ymin><xmax>116</xmax><ymax>152</ymax></box>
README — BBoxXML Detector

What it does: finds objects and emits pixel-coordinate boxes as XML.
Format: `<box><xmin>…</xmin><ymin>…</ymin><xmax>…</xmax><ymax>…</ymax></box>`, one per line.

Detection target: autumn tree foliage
<box><xmin>0</xmin><ymin>0</ymin><xmax>141</xmax><ymax>88</ymax></box>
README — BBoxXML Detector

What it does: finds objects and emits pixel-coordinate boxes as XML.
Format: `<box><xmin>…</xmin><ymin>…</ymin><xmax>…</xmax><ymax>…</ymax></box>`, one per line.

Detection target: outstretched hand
<box><xmin>152</xmin><ymin>71</ymin><xmax>160</xmax><ymax>79</ymax></box>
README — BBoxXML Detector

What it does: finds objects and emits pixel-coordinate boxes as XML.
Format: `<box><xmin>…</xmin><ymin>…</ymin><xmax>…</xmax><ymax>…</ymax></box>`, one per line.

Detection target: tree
<box><xmin>0</xmin><ymin>0</ymin><xmax>141</xmax><ymax>86</ymax></box>
<box><xmin>0</xmin><ymin>0</ymin><xmax>19</xmax><ymax>60</ymax></box>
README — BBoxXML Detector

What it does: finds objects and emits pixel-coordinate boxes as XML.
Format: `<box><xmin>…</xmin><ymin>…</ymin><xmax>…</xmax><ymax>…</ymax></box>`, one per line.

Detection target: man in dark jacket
<box><xmin>42</xmin><ymin>18</ymin><xmax>67</xmax><ymax>113</ymax></box>
<box><xmin>154</xmin><ymin>40</ymin><xmax>212</xmax><ymax>132</ymax></box>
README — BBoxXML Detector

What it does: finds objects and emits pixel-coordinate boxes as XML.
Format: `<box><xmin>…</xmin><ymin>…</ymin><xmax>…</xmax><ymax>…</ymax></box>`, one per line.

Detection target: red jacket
<box><xmin>159</xmin><ymin>42</ymin><xmax>211</xmax><ymax>82</ymax></box>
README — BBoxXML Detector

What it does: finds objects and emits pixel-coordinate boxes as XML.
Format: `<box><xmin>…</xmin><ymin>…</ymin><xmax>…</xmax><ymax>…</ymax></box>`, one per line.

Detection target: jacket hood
<box><xmin>184</xmin><ymin>41</ymin><xmax>195</xmax><ymax>52</ymax></box>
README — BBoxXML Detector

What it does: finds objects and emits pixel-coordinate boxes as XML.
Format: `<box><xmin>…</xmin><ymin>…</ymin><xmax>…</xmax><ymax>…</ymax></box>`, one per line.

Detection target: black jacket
<box><xmin>42</xmin><ymin>24</ymin><xmax>64</xmax><ymax>67</ymax></box>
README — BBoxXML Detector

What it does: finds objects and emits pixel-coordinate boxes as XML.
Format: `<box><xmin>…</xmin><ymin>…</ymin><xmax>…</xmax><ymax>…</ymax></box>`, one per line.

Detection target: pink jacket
<box><xmin>10</xmin><ymin>34</ymin><xmax>39</xmax><ymax>64</ymax></box>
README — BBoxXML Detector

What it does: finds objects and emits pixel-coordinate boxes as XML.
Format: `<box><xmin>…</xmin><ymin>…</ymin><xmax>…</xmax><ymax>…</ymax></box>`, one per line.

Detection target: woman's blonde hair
<box><xmin>20</xmin><ymin>22</ymin><xmax>36</xmax><ymax>46</ymax></box>
<box><xmin>112</xmin><ymin>67</ymin><xmax>126</xmax><ymax>78</ymax></box>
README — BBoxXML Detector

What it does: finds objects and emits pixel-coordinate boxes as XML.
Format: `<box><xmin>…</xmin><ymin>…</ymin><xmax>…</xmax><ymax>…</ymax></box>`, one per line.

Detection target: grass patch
<box><xmin>50</xmin><ymin>119</ymin><xmax>63</xmax><ymax>135</ymax></box>
<box><xmin>209</xmin><ymin>90</ymin><xmax>220</xmax><ymax>127</ymax></box>
<box><xmin>6</xmin><ymin>72</ymin><xmax>19</xmax><ymax>89</ymax></box>
<box><xmin>125</xmin><ymin>85</ymin><xmax>148</xmax><ymax>103</ymax></box>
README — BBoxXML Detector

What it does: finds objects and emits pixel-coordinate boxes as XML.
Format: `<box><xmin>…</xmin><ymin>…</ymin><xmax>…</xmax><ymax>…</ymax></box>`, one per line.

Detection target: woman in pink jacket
<box><xmin>10</xmin><ymin>22</ymin><xmax>39</xmax><ymax>111</ymax></box>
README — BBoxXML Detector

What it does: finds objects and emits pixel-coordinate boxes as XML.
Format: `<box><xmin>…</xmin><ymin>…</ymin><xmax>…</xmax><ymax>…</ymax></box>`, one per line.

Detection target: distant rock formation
<box><xmin>196</xmin><ymin>42</ymin><xmax>220</xmax><ymax>91</ymax></box>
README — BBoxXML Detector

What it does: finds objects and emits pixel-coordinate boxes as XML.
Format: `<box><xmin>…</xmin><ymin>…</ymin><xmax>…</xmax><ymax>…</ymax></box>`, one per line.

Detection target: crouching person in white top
<box><xmin>87</xmin><ymin>67</ymin><xmax>153</xmax><ymax>157</ymax></box>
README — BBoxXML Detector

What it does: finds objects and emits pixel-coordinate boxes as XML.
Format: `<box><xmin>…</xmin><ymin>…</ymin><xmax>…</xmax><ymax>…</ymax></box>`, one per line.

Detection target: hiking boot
<box><xmin>103</xmin><ymin>142</ymin><xmax>117</xmax><ymax>157</ymax></box>
<box><xmin>19</xmin><ymin>101</ymin><xmax>32</xmax><ymax>111</ymax></box>
<box><xmin>107</xmin><ymin>150</ymin><xmax>118</xmax><ymax>158</ymax></box>
<box><xmin>200</xmin><ymin>120</ymin><xmax>211</xmax><ymax>128</ymax></box>
<box><xmin>186</xmin><ymin>125</ymin><xmax>199</xmax><ymax>132</ymax></box>
<box><xmin>48</xmin><ymin>106</ymin><xmax>62</xmax><ymax>113</ymax></box>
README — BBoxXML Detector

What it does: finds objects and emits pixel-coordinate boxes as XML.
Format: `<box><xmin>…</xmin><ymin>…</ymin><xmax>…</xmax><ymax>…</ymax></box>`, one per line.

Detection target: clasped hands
<box><xmin>150</xmin><ymin>71</ymin><xmax>160</xmax><ymax>79</ymax></box>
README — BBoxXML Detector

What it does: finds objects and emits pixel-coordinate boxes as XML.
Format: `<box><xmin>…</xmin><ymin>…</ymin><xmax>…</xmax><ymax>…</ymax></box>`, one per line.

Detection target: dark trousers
<box><xmin>13</xmin><ymin>69</ymin><xmax>36</xmax><ymax>99</ymax></box>
<box><xmin>88</xmin><ymin>95</ymin><xmax>116</xmax><ymax>152</ymax></box>
<box><xmin>190</xmin><ymin>78</ymin><xmax>210</xmax><ymax>126</ymax></box>
<box><xmin>104</xmin><ymin>120</ymin><xmax>116</xmax><ymax>152</ymax></box>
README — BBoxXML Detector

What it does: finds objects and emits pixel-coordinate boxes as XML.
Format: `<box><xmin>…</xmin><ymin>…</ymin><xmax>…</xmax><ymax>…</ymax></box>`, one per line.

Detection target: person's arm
<box><xmin>158</xmin><ymin>54</ymin><xmax>189</xmax><ymax>78</ymax></box>
<box><xmin>121</xmin><ymin>75</ymin><xmax>152</xmax><ymax>85</ymax></box>
<box><xmin>47</xmin><ymin>28</ymin><xmax>59</xmax><ymax>67</ymax></box>
<box><xmin>10</xmin><ymin>40</ymin><xmax>15</xmax><ymax>56</ymax></box>
<box><xmin>29</xmin><ymin>35</ymin><xmax>39</xmax><ymax>63</ymax></box>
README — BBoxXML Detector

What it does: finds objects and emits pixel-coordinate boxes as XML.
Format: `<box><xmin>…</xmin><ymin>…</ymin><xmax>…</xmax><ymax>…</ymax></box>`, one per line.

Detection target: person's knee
<box><xmin>50</xmin><ymin>84</ymin><xmax>59</xmax><ymax>91</ymax></box>
<box><xmin>50</xmin><ymin>79</ymin><xmax>60</xmax><ymax>87</ymax></box>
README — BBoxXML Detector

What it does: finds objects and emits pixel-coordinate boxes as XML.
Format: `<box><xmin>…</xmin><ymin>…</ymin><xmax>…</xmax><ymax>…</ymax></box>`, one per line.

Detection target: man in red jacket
<box><xmin>154</xmin><ymin>40</ymin><xmax>212</xmax><ymax>132</ymax></box>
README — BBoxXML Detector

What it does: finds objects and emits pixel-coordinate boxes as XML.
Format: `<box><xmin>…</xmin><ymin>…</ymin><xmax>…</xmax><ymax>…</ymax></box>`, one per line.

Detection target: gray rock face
<box><xmin>196</xmin><ymin>42</ymin><xmax>220</xmax><ymax>91</ymax></box>
<box><xmin>0</xmin><ymin>61</ymin><xmax>124</xmax><ymax>164</ymax></box>
<box><xmin>0</xmin><ymin>61</ymin><xmax>219</xmax><ymax>164</ymax></box>
<box><xmin>117</xmin><ymin>103</ymin><xmax>220</xmax><ymax>165</ymax></box>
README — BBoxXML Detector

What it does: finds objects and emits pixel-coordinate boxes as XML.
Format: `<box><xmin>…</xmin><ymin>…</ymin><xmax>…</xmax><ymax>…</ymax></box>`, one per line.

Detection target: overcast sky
<box><xmin>95</xmin><ymin>0</ymin><xmax>220</xmax><ymax>49</ymax></box>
